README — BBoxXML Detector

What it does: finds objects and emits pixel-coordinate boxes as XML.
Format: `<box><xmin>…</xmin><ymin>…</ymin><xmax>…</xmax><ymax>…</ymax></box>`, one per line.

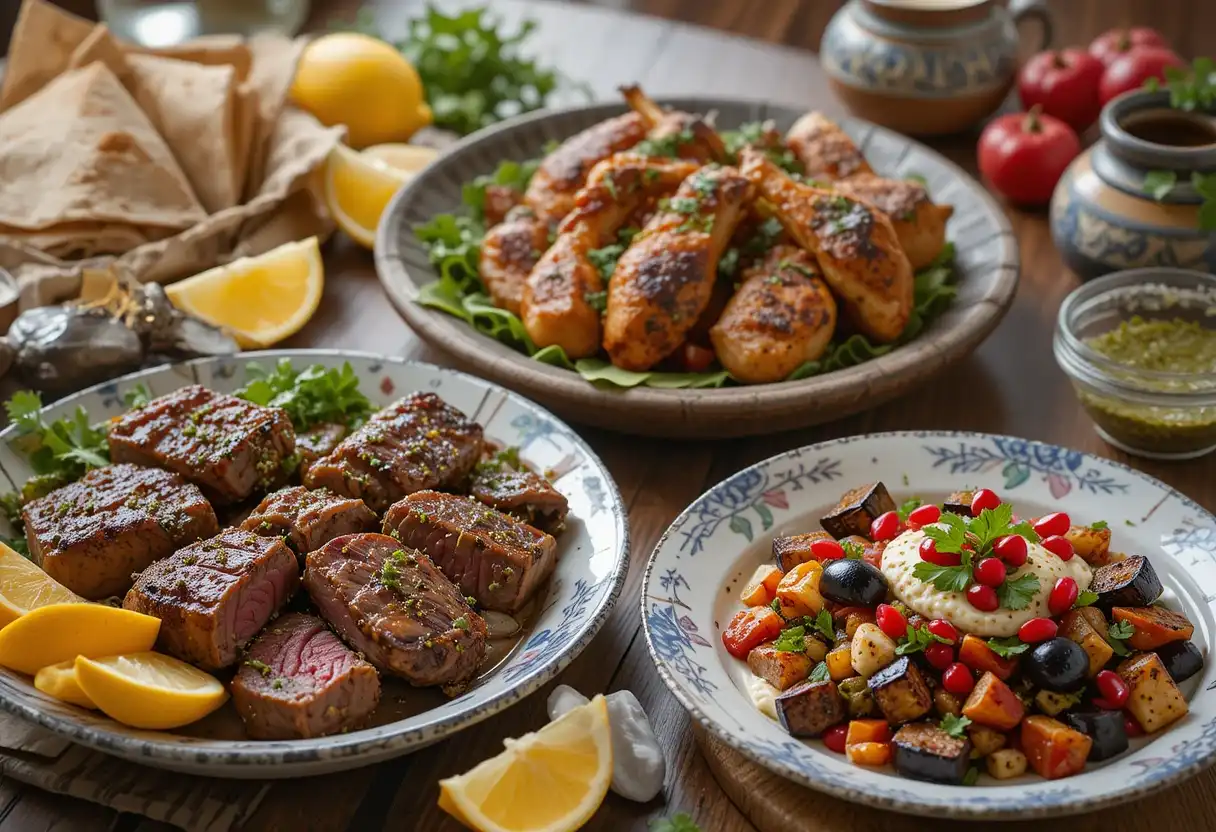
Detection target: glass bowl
<box><xmin>1054</xmin><ymin>267</ymin><xmax>1216</xmax><ymax>460</ymax></box>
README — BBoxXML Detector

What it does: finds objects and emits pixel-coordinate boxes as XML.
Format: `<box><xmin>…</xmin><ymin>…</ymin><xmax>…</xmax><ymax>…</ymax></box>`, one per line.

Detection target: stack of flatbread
<box><xmin>0</xmin><ymin>0</ymin><xmax>343</xmax><ymax>308</ymax></box>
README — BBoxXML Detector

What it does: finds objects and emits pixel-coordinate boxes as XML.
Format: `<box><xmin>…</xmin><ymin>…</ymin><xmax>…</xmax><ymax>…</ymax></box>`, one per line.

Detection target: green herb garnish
<box><xmin>807</xmin><ymin>608</ymin><xmax>835</xmax><ymax>642</ymax></box>
<box><xmin>841</xmin><ymin>540</ymin><xmax>865</xmax><ymax>560</ymax></box>
<box><xmin>940</xmin><ymin>713</ymin><xmax>972</xmax><ymax>739</ymax></box>
<box><xmin>237</xmin><ymin>359</ymin><xmax>374</xmax><ymax>432</ymax></box>
<box><xmin>4</xmin><ymin>391</ymin><xmax>110</xmax><ymax>497</ymax></box>
<box><xmin>995</xmin><ymin>573</ymin><xmax>1041</xmax><ymax>611</ymax></box>
<box><xmin>650</xmin><ymin>812</ymin><xmax>702</xmax><ymax>832</ymax></box>
<box><xmin>1089</xmin><ymin>520</ymin><xmax>1108</xmax><ymax>531</ymax></box>
<box><xmin>807</xmin><ymin>662</ymin><xmax>831</xmax><ymax>683</ymax></box>
<box><xmin>986</xmin><ymin>636</ymin><xmax>1030</xmax><ymax>658</ymax></box>
<box><xmin>1074</xmin><ymin>589</ymin><xmax>1099</xmax><ymax>608</ymax></box>
<box><xmin>1108</xmin><ymin>620</ymin><xmax>1135</xmax><ymax>656</ymax></box>
<box><xmin>896</xmin><ymin>623</ymin><xmax>951</xmax><ymax>656</ymax></box>
<box><xmin>244</xmin><ymin>659</ymin><xmax>272</xmax><ymax>677</ymax></box>
<box><xmin>897</xmin><ymin>497</ymin><xmax>923</xmax><ymax>522</ymax></box>
<box><xmin>773</xmin><ymin>625</ymin><xmax>807</xmax><ymax>653</ymax></box>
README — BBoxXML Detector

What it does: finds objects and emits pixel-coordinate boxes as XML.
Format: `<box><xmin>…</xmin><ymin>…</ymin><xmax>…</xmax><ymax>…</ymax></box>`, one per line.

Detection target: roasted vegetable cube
<box><xmin>846</xmin><ymin>741</ymin><xmax>892</xmax><ymax>766</ymax></box>
<box><xmin>942</xmin><ymin>490</ymin><xmax>975</xmax><ymax>516</ymax></box>
<box><xmin>722</xmin><ymin>607</ymin><xmax>784</xmax><ymax>660</ymax></box>
<box><xmin>1118</xmin><ymin>652</ymin><xmax>1189</xmax><ymax>733</ymax></box>
<box><xmin>1060</xmin><ymin>608</ymin><xmax>1114</xmax><ymax>677</ymax></box>
<box><xmin>775</xmin><ymin>561</ymin><xmax>825</xmax><ymax>617</ymax></box>
<box><xmin>1112</xmin><ymin>606</ymin><xmax>1194</xmax><ymax>650</ymax></box>
<box><xmin>740</xmin><ymin>564</ymin><xmax>783</xmax><ymax>607</ymax></box>
<box><xmin>986</xmin><ymin>748</ymin><xmax>1028</xmax><ymax>780</ymax></box>
<box><xmin>933</xmin><ymin>688</ymin><xmax>962</xmax><ymax>718</ymax></box>
<box><xmin>775</xmin><ymin>679</ymin><xmax>846</xmax><ymax>737</ymax></box>
<box><xmin>747</xmin><ymin>645</ymin><xmax>813</xmax><ymax>691</ymax></box>
<box><xmin>843</xmin><ymin>608</ymin><xmax>877</xmax><ymax>640</ymax></box>
<box><xmin>967</xmin><ymin>724</ymin><xmax>1007</xmax><ymax>758</ymax></box>
<box><xmin>1065</xmin><ymin>524</ymin><xmax>1113</xmax><ymax>566</ymax></box>
<box><xmin>962</xmin><ymin>672</ymin><xmax>1025</xmax><ymax>731</ymax></box>
<box><xmin>839</xmin><ymin>534</ymin><xmax>870</xmax><ymax>556</ymax></box>
<box><xmin>820</xmin><ymin>482</ymin><xmax>896</xmax><ymax>539</ymax></box>
<box><xmin>1034</xmin><ymin>689</ymin><xmax>1081</xmax><ymax>717</ymax></box>
<box><xmin>867</xmin><ymin>657</ymin><xmax>932</xmax><ymax>724</ymax></box>
<box><xmin>838</xmin><ymin>676</ymin><xmax>876</xmax><ymax>717</ymax></box>
<box><xmin>1021</xmin><ymin>715</ymin><xmax>1092</xmax><ymax>779</ymax></box>
<box><xmin>850</xmin><ymin>623</ymin><xmax>897</xmax><ymax>678</ymax></box>
<box><xmin>959</xmin><ymin>634</ymin><xmax>1017</xmax><ymax>680</ymax></box>
<box><xmin>846</xmin><ymin>718</ymin><xmax>892</xmax><ymax>746</ymax></box>
<box><xmin>826</xmin><ymin>645</ymin><xmax>855</xmax><ymax>681</ymax></box>
<box><xmin>1064</xmin><ymin>708</ymin><xmax>1128</xmax><ymax>762</ymax></box>
<box><xmin>892</xmin><ymin>723</ymin><xmax>972</xmax><ymax>784</ymax></box>
<box><xmin>804</xmin><ymin>634</ymin><xmax>831</xmax><ymax>663</ymax></box>
<box><xmin>773</xmin><ymin>531</ymin><xmax>834</xmax><ymax>572</ymax></box>
<box><xmin>1154</xmin><ymin>640</ymin><xmax>1204</xmax><ymax>683</ymax></box>
<box><xmin>1090</xmin><ymin>555</ymin><xmax>1162</xmax><ymax>609</ymax></box>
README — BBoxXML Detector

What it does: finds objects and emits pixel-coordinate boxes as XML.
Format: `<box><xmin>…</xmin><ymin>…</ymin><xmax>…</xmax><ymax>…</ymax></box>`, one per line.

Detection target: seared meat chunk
<box><xmin>23</xmin><ymin>464</ymin><xmax>217</xmax><ymax>600</ymax></box>
<box><xmin>123</xmin><ymin>529</ymin><xmax>298</xmax><ymax>670</ymax></box>
<box><xmin>468</xmin><ymin>448</ymin><xmax>569</xmax><ymax>533</ymax></box>
<box><xmin>241</xmin><ymin>487</ymin><xmax>376</xmax><ymax>557</ymax></box>
<box><xmin>296</xmin><ymin>423</ymin><xmax>346</xmax><ymax>479</ymax></box>
<box><xmin>383</xmin><ymin>491</ymin><xmax>557</xmax><ymax>613</ymax></box>
<box><xmin>304</xmin><ymin>393</ymin><xmax>483</xmax><ymax>513</ymax></box>
<box><xmin>304</xmin><ymin>533</ymin><xmax>487</xmax><ymax>688</ymax></box>
<box><xmin>231</xmin><ymin>613</ymin><xmax>380</xmax><ymax>739</ymax></box>
<box><xmin>107</xmin><ymin>385</ymin><xmax>295</xmax><ymax>504</ymax></box>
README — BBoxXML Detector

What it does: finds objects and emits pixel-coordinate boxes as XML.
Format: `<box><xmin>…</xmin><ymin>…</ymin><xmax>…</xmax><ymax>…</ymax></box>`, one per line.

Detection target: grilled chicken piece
<box><xmin>305</xmin><ymin>533</ymin><xmax>487</xmax><ymax>688</ymax></box>
<box><xmin>832</xmin><ymin>174</ymin><xmax>953</xmax><ymax>271</ymax></box>
<box><xmin>524</xmin><ymin>112</ymin><xmax>648</xmax><ymax>226</ymax></box>
<box><xmin>742</xmin><ymin>149</ymin><xmax>913</xmax><ymax>343</ymax></box>
<box><xmin>383</xmin><ymin>491</ymin><xmax>557</xmax><ymax>614</ymax></box>
<box><xmin>711</xmin><ymin>246</ymin><xmax>837</xmax><ymax>384</ymax></box>
<box><xmin>231</xmin><ymin>613</ymin><xmax>380</xmax><ymax>740</ymax></box>
<box><xmin>522</xmin><ymin>154</ymin><xmax>699</xmax><ymax>358</ymax></box>
<box><xmin>241</xmin><ymin>486</ymin><xmax>377</xmax><ymax>557</ymax></box>
<box><xmin>123</xmin><ymin>529</ymin><xmax>299</xmax><ymax>670</ymax></box>
<box><xmin>479</xmin><ymin>205</ymin><xmax>550</xmax><ymax>314</ymax></box>
<box><xmin>620</xmin><ymin>84</ymin><xmax>727</xmax><ymax>164</ymax></box>
<box><xmin>295</xmin><ymin>423</ymin><xmax>346</xmax><ymax>480</ymax></box>
<box><xmin>603</xmin><ymin>165</ymin><xmax>754</xmax><ymax>370</ymax></box>
<box><xmin>107</xmin><ymin>385</ymin><xmax>295</xmax><ymax>505</ymax></box>
<box><xmin>303</xmin><ymin>392</ymin><xmax>483</xmax><ymax>513</ymax></box>
<box><xmin>483</xmin><ymin>184</ymin><xmax>525</xmax><ymax>228</ymax></box>
<box><xmin>23</xmin><ymin>464</ymin><xmax>217</xmax><ymax>600</ymax></box>
<box><xmin>468</xmin><ymin>448</ymin><xmax>569</xmax><ymax>533</ymax></box>
<box><xmin>785</xmin><ymin>112</ymin><xmax>873</xmax><ymax>181</ymax></box>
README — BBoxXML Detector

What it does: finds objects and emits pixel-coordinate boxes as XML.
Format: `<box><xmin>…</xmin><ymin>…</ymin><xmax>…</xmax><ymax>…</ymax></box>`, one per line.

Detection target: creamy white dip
<box><xmin>747</xmin><ymin>675</ymin><xmax>780</xmax><ymax>721</ymax></box>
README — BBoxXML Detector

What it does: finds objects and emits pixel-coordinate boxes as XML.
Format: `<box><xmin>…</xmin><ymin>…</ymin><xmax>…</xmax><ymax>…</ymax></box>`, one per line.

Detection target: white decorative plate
<box><xmin>642</xmin><ymin>432</ymin><xmax>1216</xmax><ymax>818</ymax></box>
<box><xmin>0</xmin><ymin>350</ymin><xmax>629</xmax><ymax>778</ymax></box>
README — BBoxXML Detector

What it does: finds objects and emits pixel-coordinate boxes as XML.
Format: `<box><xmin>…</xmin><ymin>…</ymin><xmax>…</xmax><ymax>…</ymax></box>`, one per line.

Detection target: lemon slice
<box><xmin>0</xmin><ymin>603</ymin><xmax>160</xmax><ymax>675</ymax></box>
<box><xmin>34</xmin><ymin>659</ymin><xmax>96</xmax><ymax>709</ymax></box>
<box><xmin>439</xmin><ymin>695</ymin><xmax>613</xmax><ymax>832</ymax></box>
<box><xmin>164</xmin><ymin>237</ymin><xmax>323</xmax><ymax>348</ymax></box>
<box><xmin>325</xmin><ymin>143</ymin><xmax>410</xmax><ymax>249</ymax></box>
<box><xmin>0</xmin><ymin>543</ymin><xmax>83</xmax><ymax>630</ymax></box>
<box><xmin>362</xmin><ymin>143</ymin><xmax>439</xmax><ymax>176</ymax></box>
<box><xmin>74</xmin><ymin>652</ymin><xmax>228</xmax><ymax>730</ymax></box>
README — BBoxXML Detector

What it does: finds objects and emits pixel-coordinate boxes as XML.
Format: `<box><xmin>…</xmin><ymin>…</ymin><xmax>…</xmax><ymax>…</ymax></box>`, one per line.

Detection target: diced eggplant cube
<box><xmin>774</xmin><ymin>679</ymin><xmax>846</xmax><ymax>737</ymax></box>
<box><xmin>772</xmin><ymin>531</ymin><xmax>833</xmax><ymax>572</ymax></box>
<box><xmin>942</xmin><ymin>490</ymin><xmax>975</xmax><ymax>516</ymax></box>
<box><xmin>892</xmin><ymin>723</ymin><xmax>972</xmax><ymax>784</ymax></box>
<box><xmin>1154</xmin><ymin>640</ymin><xmax>1204</xmax><ymax>684</ymax></box>
<box><xmin>820</xmin><ymin>482</ymin><xmax>896</xmax><ymax>539</ymax></box>
<box><xmin>1064</xmin><ymin>708</ymin><xmax>1129</xmax><ymax>762</ymax></box>
<box><xmin>1090</xmin><ymin>556</ymin><xmax>1162</xmax><ymax>610</ymax></box>
<box><xmin>867</xmin><ymin>656</ymin><xmax>932</xmax><ymax>724</ymax></box>
<box><xmin>747</xmin><ymin>645</ymin><xmax>813</xmax><ymax>691</ymax></box>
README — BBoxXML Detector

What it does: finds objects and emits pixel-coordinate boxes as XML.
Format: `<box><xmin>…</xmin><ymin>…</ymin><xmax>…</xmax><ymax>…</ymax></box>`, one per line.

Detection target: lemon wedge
<box><xmin>164</xmin><ymin>237</ymin><xmax>323</xmax><ymax>348</ymax></box>
<box><xmin>362</xmin><ymin>143</ymin><xmax>439</xmax><ymax>176</ymax></box>
<box><xmin>0</xmin><ymin>543</ymin><xmax>83</xmax><ymax>630</ymax></box>
<box><xmin>0</xmin><ymin>603</ymin><xmax>160</xmax><ymax>675</ymax></box>
<box><xmin>439</xmin><ymin>695</ymin><xmax>613</xmax><ymax>832</ymax></box>
<box><xmin>34</xmin><ymin>659</ymin><xmax>96</xmax><ymax>709</ymax></box>
<box><xmin>325</xmin><ymin>143</ymin><xmax>410</xmax><ymax>249</ymax></box>
<box><xmin>74</xmin><ymin>652</ymin><xmax>228</xmax><ymax>730</ymax></box>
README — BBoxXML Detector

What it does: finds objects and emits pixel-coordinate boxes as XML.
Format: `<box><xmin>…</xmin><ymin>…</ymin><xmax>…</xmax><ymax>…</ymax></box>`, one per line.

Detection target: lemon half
<box><xmin>75</xmin><ymin>652</ymin><xmax>228</xmax><ymax>730</ymax></box>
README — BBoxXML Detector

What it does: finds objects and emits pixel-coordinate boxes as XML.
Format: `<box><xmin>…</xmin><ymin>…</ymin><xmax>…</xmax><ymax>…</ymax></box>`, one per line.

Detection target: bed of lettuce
<box><xmin>413</xmin><ymin>137</ymin><xmax>958</xmax><ymax>390</ymax></box>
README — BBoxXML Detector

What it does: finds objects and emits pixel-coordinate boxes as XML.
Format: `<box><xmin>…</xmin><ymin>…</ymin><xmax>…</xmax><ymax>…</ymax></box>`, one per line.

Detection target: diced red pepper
<box><xmin>959</xmin><ymin>634</ymin><xmax>1018</xmax><ymax>680</ymax></box>
<box><xmin>1021</xmin><ymin>715</ymin><xmax>1092</xmax><ymax>780</ymax></box>
<box><xmin>722</xmin><ymin>607</ymin><xmax>784</xmax><ymax>660</ymax></box>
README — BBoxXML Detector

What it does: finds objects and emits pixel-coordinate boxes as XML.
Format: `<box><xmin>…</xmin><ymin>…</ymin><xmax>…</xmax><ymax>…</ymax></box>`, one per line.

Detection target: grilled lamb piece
<box><xmin>304</xmin><ymin>533</ymin><xmax>487</xmax><ymax>688</ymax></box>
<box><xmin>303</xmin><ymin>393</ymin><xmax>483</xmax><ymax>513</ymax></box>
<box><xmin>241</xmin><ymin>487</ymin><xmax>376</xmax><ymax>557</ymax></box>
<box><xmin>231</xmin><ymin>613</ymin><xmax>380</xmax><ymax>739</ymax></box>
<box><xmin>123</xmin><ymin>529</ymin><xmax>299</xmax><ymax>669</ymax></box>
<box><xmin>382</xmin><ymin>491</ymin><xmax>557</xmax><ymax>613</ymax></box>
<box><xmin>107</xmin><ymin>385</ymin><xmax>295</xmax><ymax>504</ymax></box>
<box><xmin>468</xmin><ymin>449</ymin><xmax>569</xmax><ymax>533</ymax></box>
<box><xmin>23</xmin><ymin>464</ymin><xmax>218</xmax><ymax>600</ymax></box>
<box><xmin>296</xmin><ymin>423</ymin><xmax>346</xmax><ymax>479</ymax></box>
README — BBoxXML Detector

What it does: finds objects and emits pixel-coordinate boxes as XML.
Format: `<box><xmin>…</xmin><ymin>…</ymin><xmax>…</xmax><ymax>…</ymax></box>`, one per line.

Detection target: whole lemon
<box><xmin>290</xmin><ymin>33</ymin><xmax>432</xmax><ymax>148</ymax></box>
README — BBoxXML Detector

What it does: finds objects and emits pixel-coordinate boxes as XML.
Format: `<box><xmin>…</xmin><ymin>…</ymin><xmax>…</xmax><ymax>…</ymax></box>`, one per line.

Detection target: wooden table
<box><xmin>3</xmin><ymin>1</ymin><xmax>1216</xmax><ymax>830</ymax></box>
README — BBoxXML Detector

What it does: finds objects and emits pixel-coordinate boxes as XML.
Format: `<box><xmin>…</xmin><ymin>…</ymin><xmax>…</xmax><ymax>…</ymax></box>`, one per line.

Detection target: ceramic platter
<box><xmin>642</xmin><ymin>432</ymin><xmax>1216</xmax><ymax>819</ymax></box>
<box><xmin>0</xmin><ymin>350</ymin><xmax>629</xmax><ymax>778</ymax></box>
<box><xmin>375</xmin><ymin>98</ymin><xmax>1019</xmax><ymax>439</ymax></box>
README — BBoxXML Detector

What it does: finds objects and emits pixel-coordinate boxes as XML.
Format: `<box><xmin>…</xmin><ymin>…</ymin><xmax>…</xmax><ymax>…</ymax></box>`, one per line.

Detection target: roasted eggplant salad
<box><xmin>726</xmin><ymin>482</ymin><xmax>1202</xmax><ymax>785</ymax></box>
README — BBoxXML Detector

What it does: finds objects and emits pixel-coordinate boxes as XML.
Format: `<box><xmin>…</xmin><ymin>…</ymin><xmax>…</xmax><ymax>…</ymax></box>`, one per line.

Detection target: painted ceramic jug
<box><xmin>1051</xmin><ymin>89</ymin><xmax>1216</xmax><ymax>280</ymax></box>
<box><xmin>820</xmin><ymin>0</ymin><xmax>1052</xmax><ymax>136</ymax></box>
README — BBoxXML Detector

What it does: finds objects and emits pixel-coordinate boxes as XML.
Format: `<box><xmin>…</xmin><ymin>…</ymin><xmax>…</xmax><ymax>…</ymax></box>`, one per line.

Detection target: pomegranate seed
<box><xmin>870</xmin><ymin>511</ymin><xmax>901</xmax><ymax>542</ymax></box>
<box><xmin>942</xmin><ymin>662</ymin><xmax>975</xmax><ymax>696</ymax></box>
<box><xmin>970</xmin><ymin>488</ymin><xmax>1000</xmax><ymax>516</ymax></box>
<box><xmin>1041</xmin><ymin>535</ymin><xmax>1075</xmax><ymax>561</ymax></box>
<box><xmin>1123</xmin><ymin>713</ymin><xmax>1144</xmax><ymax>737</ymax></box>
<box><xmin>1033</xmin><ymin>512</ymin><xmax>1071</xmax><ymax>538</ymax></box>
<box><xmin>1095</xmin><ymin>670</ymin><xmax>1130</xmax><ymax>708</ymax></box>
<box><xmin>973</xmin><ymin>557</ymin><xmax>1007</xmax><ymax>587</ymax></box>
<box><xmin>875</xmin><ymin>603</ymin><xmax>908</xmax><ymax>640</ymax></box>
<box><xmin>906</xmin><ymin>504</ymin><xmax>941</xmax><ymax>530</ymax></box>
<box><xmin>966</xmin><ymin>584</ymin><xmax>999</xmax><ymax>612</ymax></box>
<box><xmin>924</xmin><ymin>642</ymin><xmax>954</xmax><ymax>670</ymax></box>
<box><xmin>823</xmin><ymin>724</ymin><xmax>849</xmax><ymax>753</ymax></box>
<box><xmin>919</xmin><ymin>538</ymin><xmax>961</xmax><ymax>566</ymax></box>
<box><xmin>1049</xmin><ymin>577</ymin><xmax>1079</xmax><ymax>616</ymax></box>
<box><xmin>926</xmin><ymin>619</ymin><xmax>959</xmax><ymax>645</ymax></box>
<box><xmin>1018</xmin><ymin>617</ymin><xmax>1058</xmax><ymax>643</ymax></box>
<box><xmin>993</xmin><ymin>534</ymin><xmax>1028</xmax><ymax>567</ymax></box>
<box><xmin>811</xmin><ymin>539</ymin><xmax>845</xmax><ymax>561</ymax></box>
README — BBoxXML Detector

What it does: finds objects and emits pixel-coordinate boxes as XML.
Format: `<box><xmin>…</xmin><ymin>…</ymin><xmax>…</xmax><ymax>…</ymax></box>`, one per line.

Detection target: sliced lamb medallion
<box><xmin>23</xmin><ymin>463</ymin><xmax>218</xmax><ymax>600</ymax></box>
<box><xmin>304</xmin><ymin>533</ymin><xmax>487</xmax><ymax>688</ymax></box>
<box><xmin>302</xmin><ymin>392</ymin><xmax>483</xmax><ymax>512</ymax></box>
<box><xmin>382</xmin><ymin>491</ymin><xmax>557</xmax><ymax>614</ymax></box>
<box><xmin>468</xmin><ymin>448</ymin><xmax>569</xmax><ymax>533</ymax></box>
<box><xmin>123</xmin><ymin>529</ymin><xmax>299</xmax><ymax>669</ymax></box>
<box><xmin>231</xmin><ymin>613</ymin><xmax>380</xmax><ymax>740</ymax></box>
<box><xmin>241</xmin><ymin>486</ymin><xmax>376</xmax><ymax>557</ymax></box>
<box><xmin>296</xmin><ymin>423</ymin><xmax>346</xmax><ymax>479</ymax></box>
<box><xmin>107</xmin><ymin>384</ymin><xmax>295</xmax><ymax>504</ymax></box>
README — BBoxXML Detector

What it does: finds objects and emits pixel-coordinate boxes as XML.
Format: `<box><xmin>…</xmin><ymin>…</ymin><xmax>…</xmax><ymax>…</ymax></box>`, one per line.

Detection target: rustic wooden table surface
<box><xmin>3</xmin><ymin>0</ymin><xmax>1216</xmax><ymax>830</ymax></box>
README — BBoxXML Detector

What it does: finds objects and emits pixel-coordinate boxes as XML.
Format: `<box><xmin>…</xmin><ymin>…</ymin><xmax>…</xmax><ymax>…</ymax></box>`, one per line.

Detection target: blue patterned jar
<box><xmin>1050</xmin><ymin>90</ymin><xmax>1216</xmax><ymax>280</ymax></box>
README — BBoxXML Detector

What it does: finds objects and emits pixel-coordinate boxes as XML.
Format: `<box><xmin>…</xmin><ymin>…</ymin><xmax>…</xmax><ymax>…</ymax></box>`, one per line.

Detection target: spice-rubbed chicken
<box><xmin>710</xmin><ymin>246</ymin><xmax>837</xmax><ymax>384</ymax></box>
<box><xmin>621</xmin><ymin>85</ymin><xmax>727</xmax><ymax>164</ymax></box>
<box><xmin>741</xmin><ymin>149</ymin><xmax>913</xmax><ymax>344</ymax></box>
<box><xmin>521</xmin><ymin>154</ymin><xmax>699</xmax><ymax>358</ymax></box>
<box><xmin>602</xmin><ymin>165</ymin><xmax>754</xmax><ymax>371</ymax></box>
<box><xmin>479</xmin><ymin>205</ymin><xmax>550</xmax><ymax>314</ymax></box>
<box><xmin>832</xmin><ymin>174</ymin><xmax>954</xmax><ymax>271</ymax></box>
<box><xmin>784</xmin><ymin>112</ymin><xmax>874</xmax><ymax>181</ymax></box>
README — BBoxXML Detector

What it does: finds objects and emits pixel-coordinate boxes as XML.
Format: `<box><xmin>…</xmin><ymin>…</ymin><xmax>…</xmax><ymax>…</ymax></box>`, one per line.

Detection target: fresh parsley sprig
<box><xmin>808</xmin><ymin>608</ymin><xmax>835</xmax><ymax>642</ymax></box>
<box><xmin>841</xmin><ymin>540</ymin><xmax>865</xmax><ymax>560</ymax></box>
<box><xmin>773</xmin><ymin>625</ymin><xmax>807</xmax><ymax>653</ymax></box>
<box><xmin>986</xmin><ymin>636</ymin><xmax>1030</xmax><ymax>659</ymax></box>
<box><xmin>4</xmin><ymin>391</ymin><xmax>110</xmax><ymax>500</ymax></box>
<box><xmin>897</xmin><ymin>497</ymin><xmax>923</xmax><ymax>522</ymax></box>
<box><xmin>912</xmin><ymin>503</ymin><xmax>1041</xmax><ymax>604</ymax></box>
<box><xmin>896</xmin><ymin>623</ymin><xmax>951</xmax><ymax>656</ymax></box>
<box><xmin>1108</xmin><ymin>620</ymin><xmax>1135</xmax><ymax>657</ymax></box>
<box><xmin>237</xmin><ymin>360</ymin><xmax>375</xmax><ymax>433</ymax></box>
<box><xmin>1074</xmin><ymin>589</ymin><xmax>1099</xmax><ymax>608</ymax></box>
<box><xmin>1146</xmin><ymin>57</ymin><xmax>1216</xmax><ymax>111</ymax></box>
<box><xmin>808</xmin><ymin>662</ymin><xmax>831</xmax><ymax>683</ymax></box>
<box><xmin>940</xmin><ymin>713</ymin><xmax>972</xmax><ymax>739</ymax></box>
<box><xmin>995</xmin><ymin>573</ymin><xmax>1040</xmax><ymax>611</ymax></box>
